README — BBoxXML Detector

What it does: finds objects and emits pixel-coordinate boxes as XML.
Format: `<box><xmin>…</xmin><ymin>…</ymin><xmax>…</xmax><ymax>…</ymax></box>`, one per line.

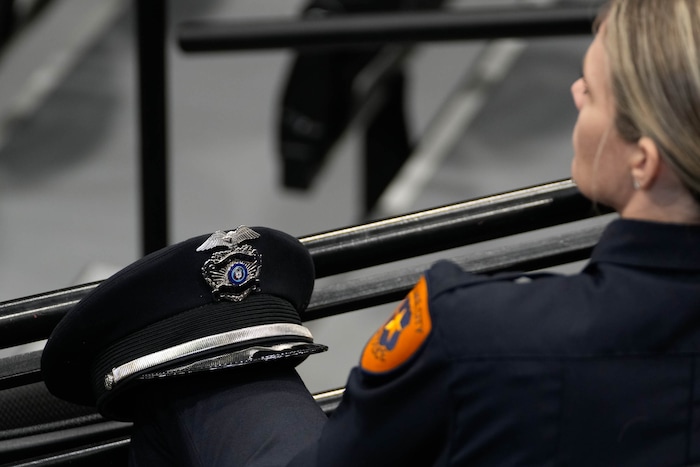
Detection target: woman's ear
<box><xmin>630</xmin><ymin>136</ymin><xmax>661</xmax><ymax>189</ymax></box>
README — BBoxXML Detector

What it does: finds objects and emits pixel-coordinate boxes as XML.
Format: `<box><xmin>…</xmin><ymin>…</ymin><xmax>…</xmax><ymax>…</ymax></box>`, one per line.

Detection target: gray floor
<box><xmin>0</xmin><ymin>0</ymin><xmax>611</xmax><ymax>393</ymax></box>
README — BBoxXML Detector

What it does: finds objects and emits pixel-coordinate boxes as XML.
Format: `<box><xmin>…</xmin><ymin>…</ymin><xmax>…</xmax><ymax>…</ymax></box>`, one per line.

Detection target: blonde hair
<box><xmin>601</xmin><ymin>0</ymin><xmax>700</xmax><ymax>203</ymax></box>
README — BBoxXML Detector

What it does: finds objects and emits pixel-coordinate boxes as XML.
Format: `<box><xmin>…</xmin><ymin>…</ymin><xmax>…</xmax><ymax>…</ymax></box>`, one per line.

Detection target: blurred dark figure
<box><xmin>278</xmin><ymin>0</ymin><xmax>445</xmax><ymax>214</ymax></box>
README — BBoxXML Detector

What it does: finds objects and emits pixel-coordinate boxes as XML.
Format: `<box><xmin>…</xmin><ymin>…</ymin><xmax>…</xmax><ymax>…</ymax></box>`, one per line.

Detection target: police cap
<box><xmin>41</xmin><ymin>226</ymin><xmax>326</xmax><ymax>421</ymax></box>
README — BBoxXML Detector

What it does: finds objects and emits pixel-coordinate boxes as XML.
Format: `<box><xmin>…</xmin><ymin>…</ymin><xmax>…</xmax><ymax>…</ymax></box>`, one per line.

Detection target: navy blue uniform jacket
<box><xmin>129</xmin><ymin>219</ymin><xmax>700</xmax><ymax>466</ymax></box>
<box><xmin>290</xmin><ymin>219</ymin><xmax>700</xmax><ymax>466</ymax></box>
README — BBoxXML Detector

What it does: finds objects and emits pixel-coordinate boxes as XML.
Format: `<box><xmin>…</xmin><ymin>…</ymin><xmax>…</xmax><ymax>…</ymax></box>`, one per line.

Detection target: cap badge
<box><xmin>198</xmin><ymin>226</ymin><xmax>262</xmax><ymax>302</ymax></box>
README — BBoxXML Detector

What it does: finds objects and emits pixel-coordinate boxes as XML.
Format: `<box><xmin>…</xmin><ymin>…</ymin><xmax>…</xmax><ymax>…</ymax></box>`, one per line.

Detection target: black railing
<box><xmin>178</xmin><ymin>5</ymin><xmax>597</xmax><ymax>53</ymax></box>
<box><xmin>305</xmin><ymin>179</ymin><xmax>603</xmax><ymax>277</ymax></box>
<box><xmin>135</xmin><ymin>0</ymin><xmax>169</xmax><ymax>254</ymax></box>
<box><xmin>0</xmin><ymin>179</ymin><xmax>608</xmax><ymax>349</ymax></box>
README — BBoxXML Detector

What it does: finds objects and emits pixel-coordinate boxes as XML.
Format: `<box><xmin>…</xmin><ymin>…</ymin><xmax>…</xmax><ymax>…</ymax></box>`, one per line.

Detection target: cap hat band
<box><xmin>105</xmin><ymin>322</ymin><xmax>313</xmax><ymax>390</ymax></box>
<box><xmin>140</xmin><ymin>341</ymin><xmax>327</xmax><ymax>380</ymax></box>
<box><xmin>92</xmin><ymin>294</ymin><xmax>302</xmax><ymax>395</ymax></box>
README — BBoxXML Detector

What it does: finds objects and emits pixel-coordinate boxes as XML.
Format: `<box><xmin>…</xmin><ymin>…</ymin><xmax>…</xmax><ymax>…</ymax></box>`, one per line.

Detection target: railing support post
<box><xmin>135</xmin><ymin>0</ymin><xmax>169</xmax><ymax>255</ymax></box>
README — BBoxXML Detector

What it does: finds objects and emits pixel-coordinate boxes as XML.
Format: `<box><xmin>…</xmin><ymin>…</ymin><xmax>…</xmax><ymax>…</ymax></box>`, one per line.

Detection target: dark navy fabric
<box><xmin>130</xmin><ymin>219</ymin><xmax>700</xmax><ymax>466</ymax></box>
<box><xmin>129</xmin><ymin>368</ymin><xmax>327</xmax><ymax>467</ymax></box>
<box><xmin>292</xmin><ymin>219</ymin><xmax>700</xmax><ymax>466</ymax></box>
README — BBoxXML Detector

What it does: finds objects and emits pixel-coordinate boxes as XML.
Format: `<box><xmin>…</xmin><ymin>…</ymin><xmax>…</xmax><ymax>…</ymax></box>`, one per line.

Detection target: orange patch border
<box><xmin>361</xmin><ymin>276</ymin><xmax>432</xmax><ymax>373</ymax></box>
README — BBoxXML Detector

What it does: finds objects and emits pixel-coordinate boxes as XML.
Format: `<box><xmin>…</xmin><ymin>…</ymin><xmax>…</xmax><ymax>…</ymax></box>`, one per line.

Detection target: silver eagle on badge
<box><xmin>197</xmin><ymin>226</ymin><xmax>262</xmax><ymax>302</ymax></box>
<box><xmin>196</xmin><ymin>226</ymin><xmax>261</xmax><ymax>252</ymax></box>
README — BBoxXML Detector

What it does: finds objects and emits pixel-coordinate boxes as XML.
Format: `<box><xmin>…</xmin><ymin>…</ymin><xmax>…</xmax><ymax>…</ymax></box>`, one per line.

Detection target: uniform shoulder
<box><xmin>424</xmin><ymin>261</ymin><xmax>593</xmax><ymax>356</ymax></box>
<box><xmin>425</xmin><ymin>259</ymin><xmax>493</xmax><ymax>297</ymax></box>
<box><xmin>425</xmin><ymin>259</ymin><xmax>562</xmax><ymax>299</ymax></box>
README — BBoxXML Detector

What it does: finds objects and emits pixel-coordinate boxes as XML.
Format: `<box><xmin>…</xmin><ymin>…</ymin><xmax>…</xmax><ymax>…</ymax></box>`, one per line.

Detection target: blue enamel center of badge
<box><xmin>228</xmin><ymin>263</ymin><xmax>248</xmax><ymax>285</ymax></box>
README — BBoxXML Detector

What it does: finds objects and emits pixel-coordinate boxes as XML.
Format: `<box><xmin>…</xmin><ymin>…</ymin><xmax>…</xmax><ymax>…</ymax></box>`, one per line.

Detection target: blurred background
<box><xmin>0</xmin><ymin>0</ymin><xmax>607</xmax><ymax>393</ymax></box>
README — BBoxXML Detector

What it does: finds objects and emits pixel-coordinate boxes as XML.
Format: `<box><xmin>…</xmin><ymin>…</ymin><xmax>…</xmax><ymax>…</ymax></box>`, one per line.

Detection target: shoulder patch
<box><xmin>361</xmin><ymin>276</ymin><xmax>432</xmax><ymax>374</ymax></box>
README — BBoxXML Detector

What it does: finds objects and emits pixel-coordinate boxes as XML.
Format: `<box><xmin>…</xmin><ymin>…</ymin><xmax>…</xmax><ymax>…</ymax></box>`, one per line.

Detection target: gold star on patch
<box><xmin>384</xmin><ymin>309</ymin><xmax>406</xmax><ymax>341</ymax></box>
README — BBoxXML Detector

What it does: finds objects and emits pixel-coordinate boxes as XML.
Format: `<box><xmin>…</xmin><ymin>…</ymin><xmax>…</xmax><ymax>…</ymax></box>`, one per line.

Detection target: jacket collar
<box><xmin>590</xmin><ymin>218</ymin><xmax>700</xmax><ymax>271</ymax></box>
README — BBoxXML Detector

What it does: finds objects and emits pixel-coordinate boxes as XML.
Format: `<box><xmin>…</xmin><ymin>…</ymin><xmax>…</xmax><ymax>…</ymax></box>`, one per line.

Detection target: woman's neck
<box><xmin>620</xmin><ymin>184</ymin><xmax>700</xmax><ymax>225</ymax></box>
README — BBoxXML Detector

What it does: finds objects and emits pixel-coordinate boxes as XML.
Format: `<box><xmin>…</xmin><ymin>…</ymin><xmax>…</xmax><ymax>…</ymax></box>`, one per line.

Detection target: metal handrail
<box><xmin>0</xmin><ymin>179</ymin><xmax>607</xmax><ymax>348</ymax></box>
<box><xmin>177</xmin><ymin>4</ymin><xmax>598</xmax><ymax>53</ymax></box>
<box><xmin>0</xmin><ymin>180</ymin><xmax>607</xmax><ymax>348</ymax></box>
<box><xmin>305</xmin><ymin>223</ymin><xmax>604</xmax><ymax>321</ymax></box>
<box><xmin>304</xmin><ymin>179</ymin><xmax>606</xmax><ymax>277</ymax></box>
